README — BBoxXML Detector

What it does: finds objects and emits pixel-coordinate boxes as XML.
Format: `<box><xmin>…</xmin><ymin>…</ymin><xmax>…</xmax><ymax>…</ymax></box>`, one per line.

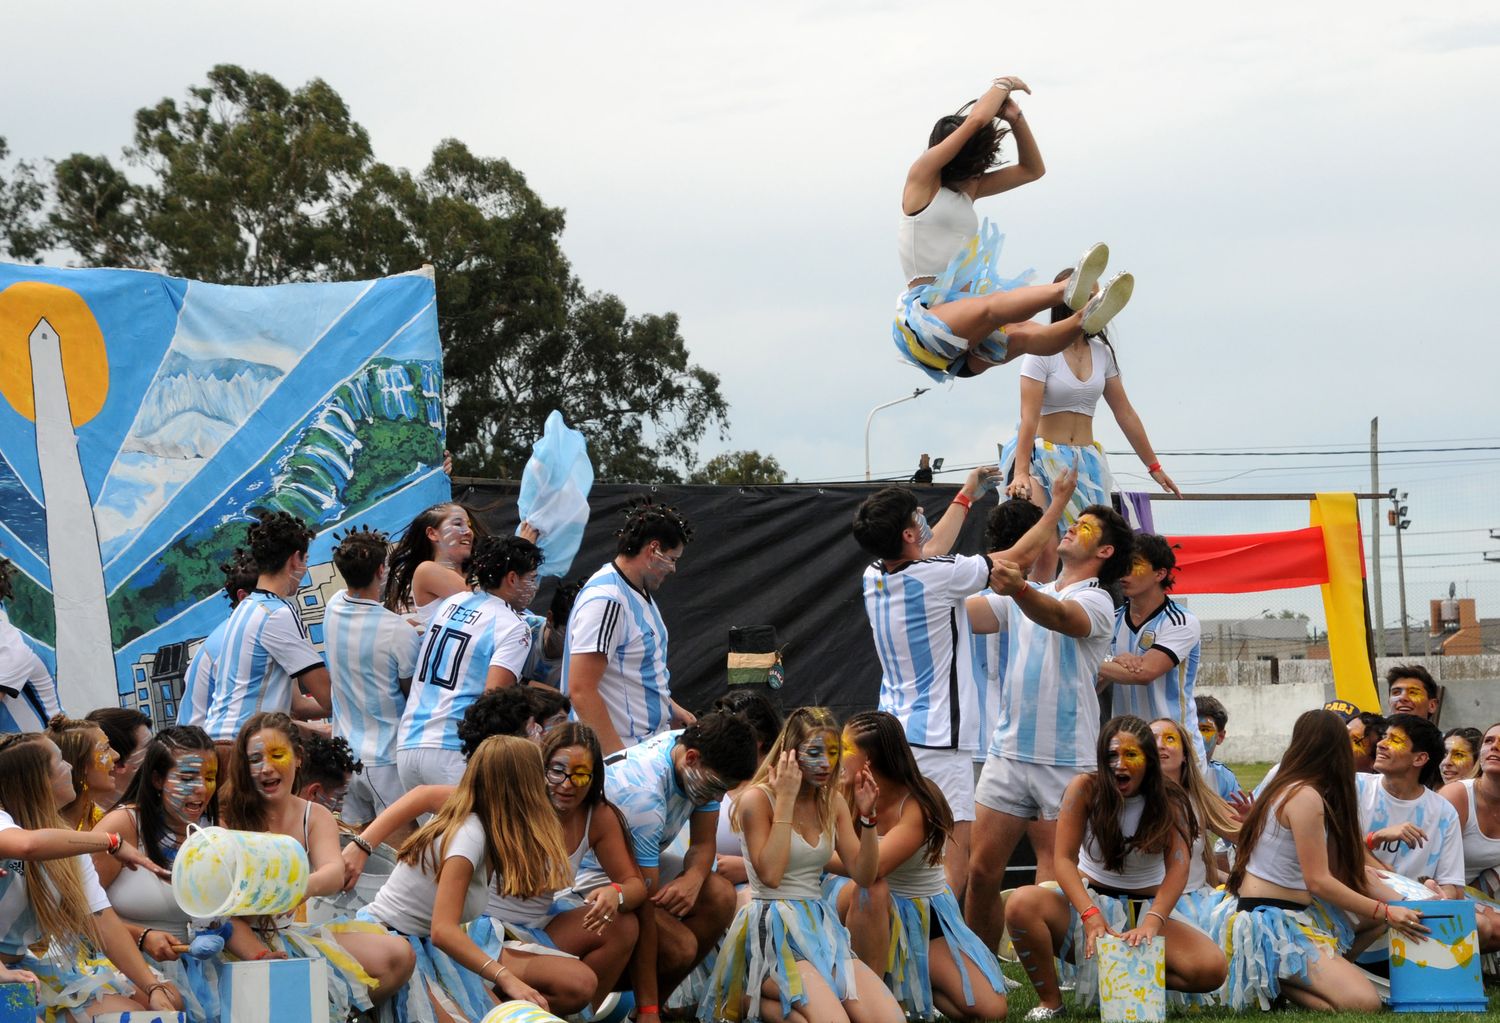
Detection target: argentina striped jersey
<box><xmin>177</xmin><ymin>617</ymin><xmax>228</xmax><ymax>727</ymax></box>
<box><xmin>561</xmin><ymin>563</ymin><xmax>672</xmax><ymax>748</ymax></box>
<box><xmin>202</xmin><ymin>590</ymin><xmax>323</xmax><ymax>742</ymax></box>
<box><xmin>969</xmin><ymin>590</ymin><xmax>1010</xmax><ymax>763</ymax></box>
<box><xmin>987</xmin><ymin>578</ymin><xmax>1116</xmax><ymax>767</ymax></box>
<box><xmin>864</xmin><ymin>554</ymin><xmax>991</xmax><ymax>750</ymax></box>
<box><xmin>325</xmin><ymin>591</ymin><xmax>422</xmax><ymax>766</ymax></box>
<box><xmin>1109</xmin><ymin>599</ymin><xmax>1206</xmax><ymax>763</ymax></box>
<box><xmin>399</xmin><ymin>591</ymin><xmax>530</xmax><ymax>752</ymax></box>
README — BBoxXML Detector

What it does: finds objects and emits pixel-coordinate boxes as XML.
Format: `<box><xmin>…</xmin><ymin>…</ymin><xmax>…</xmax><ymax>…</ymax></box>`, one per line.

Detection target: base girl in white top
<box><xmin>834</xmin><ymin>711</ymin><xmax>1008</xmax><ymax>1023</ymax></box>
<box><xmin>704</xmin><ymin>708</ymin><xmax>903</xmax><ymax>1023</ymax></box>
<box><xmin>895</xmin><ymin>76</ymin><xmax>1135</xmax><ymax>382</ymax></box>
<box><xmin>360</xmin><ymin>735</ymin><xmax>576</xmax><ymax>1023</ymax></box>
<box><xmin>1005</xmin><ymin>275</ymin><xmax>1179</xmax><ymax>580</ymax></box>
<box><xmin>1004</xmin><ymin>715</ymin><xmax>1226</xmax><ymax>1020</ymax></box>
<box><xmin>385</xmin><ymin>502</ymin><xmax>482</xmax><ymax>630</ymax></box>
<box><xmin>1439</xmin><ymin>721</ymin><xmax>1500</xmax><ymax>952</ymax></box>
<box><xmin>224</xmin><ymin>712</ymin><xmax>416</xmax><ymax>1018</ymax></box>
<box><xmin>1221</xmin><ymin>709</ymin><xmax>1425</xmax><ymax>1012</ymax></box>
<box><xmin>0</xmin><ymin>732</ymin><xmax>185</xmax><ymax>1021</ymax></box>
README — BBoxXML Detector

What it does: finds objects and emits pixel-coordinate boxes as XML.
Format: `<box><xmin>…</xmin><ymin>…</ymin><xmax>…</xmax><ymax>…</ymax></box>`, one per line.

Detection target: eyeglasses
<box><xmin>545</xmin><ymin>764</ymin><xmax>594</xmax><ymax>788</ymax></box>
<box><xmin>651</xmin><ymin>545</ymin><xmax>682</xmax><ymax>566</ymax></box>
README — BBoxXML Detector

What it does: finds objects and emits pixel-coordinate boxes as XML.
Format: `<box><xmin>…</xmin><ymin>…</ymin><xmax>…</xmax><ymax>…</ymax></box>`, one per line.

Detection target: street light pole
<box><xmin>1391</xmin><ymin>490</ymin><xmax>1411</xmax><ymax>656</ymax></box>
<box><xmin>864</xmin><ymin>388</ymin><xmax>930</xmax><ymax>481</ymax></box>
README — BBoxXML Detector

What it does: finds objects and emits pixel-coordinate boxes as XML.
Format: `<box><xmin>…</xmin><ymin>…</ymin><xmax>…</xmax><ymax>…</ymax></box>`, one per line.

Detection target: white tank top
<box><xmin>886</xmin><ymin>843</ymin><xmax>947</xmax><ymax>899</ymax></box>
<box><xmin>897</xmin><ymin>187</ymin><xmax>977</xmax><ymax>284</ymax></box>
<box><xmin>1461</xmin><ymin>780</ymin><xmax>1500</xmax><ymax>880</ymax></box>
<box><xmin>1077</xmin><ymin>795</ymin><xmax>1166</xmax><ymax>891</ymax></box>
<box><xmin>1243</xmin><ymin>794</ymin><xmax>1308</xmax><ymax>890</ymax></box>
<box><xmin>716</xmin><ymin>791</ymin><xmax>740</xmax><ymax>858</ymax></box>
<box><xmin>746</xmin><ymin>825</ymin><xmax>830</xmax><ymax>901</ymax></box>
<box><xmin>1019</xmin><ymin>338</ymin><xmax>1119</xmax><ymax>417</ymax></box>
<box><xmin>1185</xmin><ymin>831</ymin><xmax>1209</xmax><ymax>893</ymax></box>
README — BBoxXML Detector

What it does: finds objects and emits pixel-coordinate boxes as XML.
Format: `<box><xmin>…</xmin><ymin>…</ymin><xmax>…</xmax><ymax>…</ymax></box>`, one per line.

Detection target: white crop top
<box><xmin>1460</xmin><ymin>780</ymin><xmax>1500</xmax><ymax>881</ymax></box>
<box><xmin>897</xmin><ymin>188</ymin><xmax>977</xmax><ymax>284</ymax></box>
<box><xmin>1019</xmin><ymin>338</ymin><xmax>1119</xmax><ymax>417</ymax></box>
<box><xmin>1243</xmin><ymin>794</ymin><xmax>1308</xmax><ymax>890</ymax></box>
<box><xmin>745</xmin><ymin>826</ymin><xmax>830</xmax><ymax>902</ymax></box>
<box><xmin>1077</xmin><ymin>795</ymin><xmax>1165</xmax><ymax>891</ymax></box>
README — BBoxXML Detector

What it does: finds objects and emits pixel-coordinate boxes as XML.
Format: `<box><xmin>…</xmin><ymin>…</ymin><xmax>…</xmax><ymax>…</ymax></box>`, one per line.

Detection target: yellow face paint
<box><xmin>1129</xmin><ymin>556</ymin><xmax>1152</xmax><ymax>578</ymax></box>
<box><xmin>1158</xmin><ymin>730</ymin><xmax>1180</xmax><ymax>749</ymax></box>
<box><xmin>841</xmin><ymin>733</ymin><xmax>859</xmax><ymax>761</ymax></box>
<box><xmin>93</xmin><ymin>736</ymin><xmax>117</xmax><ymax>771</ymax></box>
<box><xmin>1074</xmin><ymin>519</ymin><xmax>1100</xmax><ymax>544</ymax></box>
<box><xmin>1382</xmin><ymin>729</ymin><xmax>1411</xmax><ymax>753</ymax></box>
<box><xmin>1448</xmin><ymin>748</ymin><xmax>1472</xmax><ymax>766</ymax></box>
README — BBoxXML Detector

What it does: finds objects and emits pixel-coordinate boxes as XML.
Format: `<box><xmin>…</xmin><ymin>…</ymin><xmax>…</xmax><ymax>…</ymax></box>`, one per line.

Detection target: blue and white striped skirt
<box><xmin>701</xmin><ymin>895</ymin><xmax>857</xmax><ymax>1022</ymax></box>
<box><xmin>1216</xmin><ymin>895</ymin><xmax>1354</xmax><ymax>1010</ymax></box>
<box><xmin>892</xmin><ymin>221</ymin><xmax>1035</xmax><ymax>381</ymax></box>
<box><xmin>1000</xmin><ymin>436</ymin><xmax>1114</xmax><ymax>535</ymax></box>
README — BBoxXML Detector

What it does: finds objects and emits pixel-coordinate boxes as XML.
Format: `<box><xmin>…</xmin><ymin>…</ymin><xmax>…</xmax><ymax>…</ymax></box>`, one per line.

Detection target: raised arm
<box><xmin>903</xmin><ymin>77</ymin><xmax>1029</xmax><ymax>214</ymax></box>
<box><xmin>990</xmin><ymin>560</ymin><xmax>1095</xmax><ymax>638</ymax></box>
<box><xmin>924</xmin><ymin>464</ymin><xmax>997</xmax><ymax>557</ymax></box>
<box><xmin>975</xmin><ymin>95</ymin><xmax>1045</xmax><ymax>198</ymax></box>
<box><xmin>342</xmin><ymin>784</ymin><xmax>453</xmax><ymax>890</ymax></box>
<box><xmin>832</xmin><ymin>766</ymin><xmax>881</xmax><ymax>887</ymax></box>
<box><xmin>1102</xmin><ymin>376</ymin><xmax>1180</xmax><ymax>497</ymax></box>
<box><xmin>741</xmin><ymin>758</ymin><xmax>798</xmax><ymax>889</ymax></box>
<box><xmin>993</xmin><ymin>467</ymin><xmax>1076</xmax><ymax>569</ymax></box>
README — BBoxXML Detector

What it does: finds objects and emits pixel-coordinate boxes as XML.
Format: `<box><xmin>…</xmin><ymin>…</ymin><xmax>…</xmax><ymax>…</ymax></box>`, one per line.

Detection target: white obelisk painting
<box><xmin>30</xmin><ymin>317</ymin><xmax>116</xmax><ymax>712</ymax></box>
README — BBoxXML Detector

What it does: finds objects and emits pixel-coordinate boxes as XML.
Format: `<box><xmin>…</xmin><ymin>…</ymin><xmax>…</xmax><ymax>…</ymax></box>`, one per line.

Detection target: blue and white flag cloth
<box><xmin>517</xmin><ymin>409</ymin><xmax>594</xmax><ymax>578</ymax></box>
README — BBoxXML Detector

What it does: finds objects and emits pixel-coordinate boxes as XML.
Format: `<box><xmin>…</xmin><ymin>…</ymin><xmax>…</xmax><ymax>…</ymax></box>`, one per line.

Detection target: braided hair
<box><xmin>468</xmin><ymin>535</ymin><xmax>543</xmax><ymax>591</ymax></box>
<box><xmin>332</xmin><ymin>525</ymin><xmax>390</xmax><ymax>590</ymax></box>
<box><xmin>246</xmin><ymin>510</ymin><xmax>314</xmax><ymax>575</ymax></box>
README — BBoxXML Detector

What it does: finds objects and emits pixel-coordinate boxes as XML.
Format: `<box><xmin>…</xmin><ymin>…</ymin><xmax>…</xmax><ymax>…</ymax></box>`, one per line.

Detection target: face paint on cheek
<box><xmin>94</xmin><ymin>739</ymin><xmax>116</xmax><ymax>771</ymax></box>
<box><xmin>1383</xmin><ymin>731</ymin><xmax>1411</xmax><ymax>754</ymax></box>
<box><xmin>1075</xmin><ymin>520</ymin><xmax>1100</xmax><ymax>545</ymax></box>
<box><xmin>1129</xmin><ymin>557</ymin><xmax>1152</xmax><ymax>578</ymax></box>
<box><xmin>797</xmin><ymin>738</ymin><xmax>838</xmax><ymax>776</ymax></box>
<box><xmin>1449</xmin><ymin>749</ymin><xmax>1472</xmax><ymax>766</ymax></box>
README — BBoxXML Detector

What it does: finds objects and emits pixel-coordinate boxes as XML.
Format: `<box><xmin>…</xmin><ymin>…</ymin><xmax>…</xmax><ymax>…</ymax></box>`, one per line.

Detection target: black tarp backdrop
<box><xmin>454</xmin><ymin>480</ymin><xmax>999</xmax><ymax>721</ymax></box>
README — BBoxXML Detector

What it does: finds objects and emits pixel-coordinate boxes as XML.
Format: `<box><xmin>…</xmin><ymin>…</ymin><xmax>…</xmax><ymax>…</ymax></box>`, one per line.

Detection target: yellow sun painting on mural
<box><xmin>0</xmin><ymin>281</ymin><xmax>109</xmax><ymax>426</ymax></box>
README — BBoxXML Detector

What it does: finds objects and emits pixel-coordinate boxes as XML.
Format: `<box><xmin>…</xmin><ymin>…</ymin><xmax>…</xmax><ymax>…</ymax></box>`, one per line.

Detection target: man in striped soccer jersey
<box><xmin>176</xmin><ymin>549</ymin><xmax>258</xmax><ymax>728</ymax></box>
<box><xmin>202</xmin><ymin>512</ymin><xmax>331</xmax><ymax>758</ymax></box>
<box><xmin>323</xmin><ymin>526</ymin><xmax>422</xmax><ymax>825</ymax></box>
<box><xmin>0</xmin><ymin>557</ymin><xmax>61</xmax><ymax>735</ymax></box>
<box><xmin>963</xmin><ymin>504</ymin><xmax>1133</xmax><ymax>952</ymax></box>
<box><xmin>854</xmin><ymin>467</ymin><xmax>1072</xmax><ymax>898</ymax></box>
<box><xmin>1099</xmin><ymin>533</ymin><xmax>1206</xmax><ymax>763</ymax></box>
<box><xmin>563</xmin><ymin>501</ymin><xmax>696</xmax><ymax>755</ymax></box>
<box><xmin>396</xmin><ymin>534</ymin><xmax>538</xmax><ymax>788</ymax></box>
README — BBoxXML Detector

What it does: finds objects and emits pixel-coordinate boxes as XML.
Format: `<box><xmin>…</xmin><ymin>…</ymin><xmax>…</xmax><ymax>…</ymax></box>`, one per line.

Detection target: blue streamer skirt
<box><xmin>701</xmin><ymin>896</ymin><xmax>858</xmax><ymax>1023</ymax></box>
<box><xmin>1216</xmin><ymin>896</ymin><xmax>1354</xmax><ymax>1010</ymax></box>
<box><xmin>888</xmin><ymin>887</ymin><xmax>1006</xmax><ymax>1021</ymax></box>
<box><xmin>1000</xmin><ymin>436</ymin><xmax>1114</xmax><ymax>535</ymax></box>
<box><xmin>892</xmin><ymin>221</ymin><xmax>1035</xmax><ymax>381</ymax></box>
<box><xmin>1168</xmin><ymin>886</ymin><xmax>1230</xmax><ymax>1008</ymax></box>
<box><xmin>16</xmin><ymin>946</ymin><xmax>133</xmax><ymax>1020</ymax></box>
<box><xmin>355</xmin><ymin>911</ymin><xmax>493</xmax><ymax>1023</ymax></box>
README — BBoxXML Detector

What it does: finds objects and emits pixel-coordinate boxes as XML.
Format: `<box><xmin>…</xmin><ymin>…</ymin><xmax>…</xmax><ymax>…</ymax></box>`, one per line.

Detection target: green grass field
<box><xmin>1225</xmin><ymin>761</ymin><xmax>1274</xmax><ymax>792</ymax></box>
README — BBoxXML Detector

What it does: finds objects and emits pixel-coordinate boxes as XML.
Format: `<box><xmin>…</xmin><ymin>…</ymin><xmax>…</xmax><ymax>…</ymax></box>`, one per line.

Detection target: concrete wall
<box><xmin>1196</xmin><ymin>655</ymin><xmax>1500</xmax><ymax>764</ymax></box>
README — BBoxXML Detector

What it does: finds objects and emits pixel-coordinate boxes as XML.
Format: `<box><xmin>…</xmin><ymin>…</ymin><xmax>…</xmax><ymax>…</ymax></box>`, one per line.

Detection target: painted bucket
<box><xmin>1097</xmin><ymin>935</ymin><xmax>1165</xmax><ymax>1023</ymax></box>
<box><xmin>481</xmin><ymin>1000</ymin><xmax>568</xmax><ymax>1023</ymax></box>
<box><xmin>0</xmin><ymin>983</ymin><xmax>37</xmax><ymax>1023</ymax></box>
<box><xmin>1389</xmin><ymin>899</ymin><xmax>1487</xmax><ymax>1012</ymax></box>
<box><xmin>171</xmin><ymin>825</ymin><xmax>310</xmax><ymax>918</ymax></box>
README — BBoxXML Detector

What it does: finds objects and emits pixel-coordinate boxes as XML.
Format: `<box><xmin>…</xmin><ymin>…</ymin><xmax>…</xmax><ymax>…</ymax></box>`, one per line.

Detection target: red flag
<box><xmin>1166</xmin><ymin>527</ymin><xmax>1330</xmax><ymax>594</ymax></box>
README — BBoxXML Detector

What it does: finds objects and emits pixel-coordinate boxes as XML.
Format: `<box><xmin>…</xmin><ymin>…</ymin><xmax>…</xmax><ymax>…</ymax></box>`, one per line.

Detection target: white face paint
<box><xmin>913</xmin><ymin>509</ymin><xmax>933</xmax><ymax>547</ymax></box>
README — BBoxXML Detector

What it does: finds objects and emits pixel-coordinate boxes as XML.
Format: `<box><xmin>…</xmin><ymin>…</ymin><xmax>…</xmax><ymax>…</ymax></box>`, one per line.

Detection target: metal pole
<box><xmin>1396</xmin><ymin>498</ymin><xmax>1411</xmax><ymax>656</ymax></box>
<box><xmin>1370</xmin><ymin>418</ymin><xmax>1385</xmax><ymax>658</ymax></box>
<box><xmin>863</xmin><ymin>388</ymin><xmax>929</xmax><ymax>481</ymax></box>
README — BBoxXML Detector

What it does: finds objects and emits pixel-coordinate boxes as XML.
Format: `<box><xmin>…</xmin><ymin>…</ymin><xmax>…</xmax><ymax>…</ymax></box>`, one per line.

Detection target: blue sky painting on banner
<box><xmin>0</xmin><ymin>263</ymin><xmax>448</xmax><ymax>721</ymax></box>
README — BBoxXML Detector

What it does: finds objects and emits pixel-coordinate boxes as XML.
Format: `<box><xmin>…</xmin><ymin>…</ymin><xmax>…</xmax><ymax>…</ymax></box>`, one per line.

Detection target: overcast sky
<box><xmin>6</xmin><ymin>0</ymin><xmax>1500</xmax><ymax>631</ymax></box>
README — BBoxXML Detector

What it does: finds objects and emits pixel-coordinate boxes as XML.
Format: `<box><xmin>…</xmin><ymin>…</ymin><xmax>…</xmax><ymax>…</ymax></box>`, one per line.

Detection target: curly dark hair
<box><xmin>1131</xmin><ymin>533</ymin><xmax>1179</xmax><ymax>590</ymax></box>
<box><xmin>220</xmin><ymin>549</ymin><xmax>260</xmax><ymax>608</ymax></box>
<box><xmin>549</xmin><ymin>577</ymin><xmax>586</xmax><ymax>625</ymax></box>
<box><xmin>929</xmin><ymin>105</ymin><xmax>1010</xmax><ymax>188</ymax></box>
<box><xmin>681</xmin><ymin>711</ymin><xmax>758</xmax><ymax>783</ymax></box>
<box><xmin>1077</xmin><ymin>504</ymin><xmax>1134</xmax><ymax>586</ymax></box>
<box><xmin>852</xmin><ymin>487</ymin><xmax>920</xmax><ymax>561</ymax></box>
<box><xmin>332</xmin><ymin>525</ymin><xmax>390</xmax><ymax>590</ymax></box>
<box><xmin>246</xmin><ymin>511</ymin><xmax>314</xmax><ymax>575</ymax></box>
<box><xmin>616</xmin><ymin>499</ymin><xmax>692</xmax><ymax>557</ymax></box>
<box><xmin>458</xmin><ymin>688</ymin><xmax>536</xmax><ymax>759</ymax></box>
<box><xmin>712</xmin><ymin>690</ymin><xmax>784</xmax><ymax>755</ymax></box>
<box><xmin>469</xmin><ymin>535</ymin><xmax>543</xmax><ymax>591</ymax></box>
<box><xmin>300</xmin><ymin>734</ymin><xmax>363</xmax><ymax>790</ymax></box>
<box><xmin>985</xmin><ymin>497</ymin><xmax>1043</xmax><ymax>552</ymax></box>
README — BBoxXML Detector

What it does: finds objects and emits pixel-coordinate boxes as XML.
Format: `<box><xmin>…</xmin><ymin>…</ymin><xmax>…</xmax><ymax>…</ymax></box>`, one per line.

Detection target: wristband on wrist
<box><xmin>1145</xmin><ymin>461</ymin><xmax>1162</xmax><ymax>474</ymax></box>
<box><xmin>857</xmin><ymin>813</ymin><xmax>877</xmax><ymax>830</ymax></box>
<box><xmin>638</xmin><ymin>1006</ymin><xmax>660</xmax><ymax>1016</ymax></box>
<box><xmin>106</xmin><ymin>832</ymin><xmax>122</xmax><ymax>856</ymax></box>
<box><xmin>137</xmin><ymin>928</ymin><xmax>153</xmax><ymax>951</ymax></box>
<box><xmin>1145</xmin><ymin>910</ymin><xmax>1167</xmax><ymax>927</ymax></box>
<box><xmin>1365</xmin><ymin>831</ymin><xmax>1377</xmax><ymax>850</ymax></box>
<box><xmin>610</xmin><ymin>881</ymin><xmax>625</xmax><ymax>907</ymax></box>
<box><xmin>953</xmin><ymin>492</ymin><xmax>973</xmax><ymax>512</ymax></box>
<box><xmin>1080</xmin><ymin>906</ymin><xmax>1101</xmax><ymax>922</ymax></box>
<box><xmin>350</xmin><ymin>834</ymin><xmax>374</xmax><ymax>856</ymax></box>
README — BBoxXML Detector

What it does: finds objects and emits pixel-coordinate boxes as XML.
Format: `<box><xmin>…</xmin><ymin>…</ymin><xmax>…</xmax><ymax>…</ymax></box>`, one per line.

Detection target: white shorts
<box><xmin>342</xmin><ymin>763</ymin><xmax>404</xmax><ymax>826</ymax></box>
<box><xmin>911</xmin><ymin>746</ymin><xmax>978</xmax><ymax>823</ymax></box>
<box><xmin>396</xmin><ymin>747</ymin><xmax>466</xmax><ymax>790</ymax></box>
<box><xmin>974</xmin><ymin>754</ymin><xmax>1080</xmax><ymax>821</ymax></box>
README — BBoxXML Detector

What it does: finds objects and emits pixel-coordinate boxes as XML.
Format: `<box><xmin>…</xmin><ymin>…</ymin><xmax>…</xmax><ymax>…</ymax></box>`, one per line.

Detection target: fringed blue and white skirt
<box><xmin>893</xmin><ymin>221</ymin><xmax>1035</xmax><ymax>381</ymax></box>
<box><xmin>1167</xmin><ymin>886</ymin><xmax>1229</xmax><ymax>1009</ymax></box>
<box><xmin>1000</xmin><ymin>436</ymin><xmax>1114</xmax><ymax>534</ymax></box>
<box><xmin>262</xmin><ymin>917</ymin><xmax>385</xmax><ymax>1020</ymax></box>
<box><xmin>1051</xmin><ymin>883</ymin><xmax>1212</xmax><ymax>1008</ymax></box>
<box><xmin>354</xmin><ymin>911</ymin><xmax>494</xmax><ymax>1023</ymax></box>
<box><xmin>888</xmin><ymin>886</ymin><xmax>1006</xmax><ymax>1021</ymax></box>
<box><xmin>1217</xmin><ymin>896</ymin><xmax>1354</xmax><ymax>1010</ymax></box>
<box><xmin>701</xmin><ymin>895</ymin><xmax>858</xmax><ymax>1022</ymax></box>
<box><xmin>12</xmin><ymin>943</ymin><xmax>133</xmax><ymax>1021</ymax></box>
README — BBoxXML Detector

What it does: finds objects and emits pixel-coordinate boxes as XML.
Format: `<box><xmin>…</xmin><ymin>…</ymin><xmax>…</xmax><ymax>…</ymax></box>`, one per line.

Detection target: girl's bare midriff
<box><xmin>1037</xmin><ymin>410</ymin><xmax>1095</xmax><ymax>448</ymax></box>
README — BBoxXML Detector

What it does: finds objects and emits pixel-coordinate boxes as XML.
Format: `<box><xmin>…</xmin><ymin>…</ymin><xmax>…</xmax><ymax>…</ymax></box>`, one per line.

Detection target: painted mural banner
<box><xmin>0</xmin><ymin>263</ymin><xmax>448</xmax><ymax>720</ymax></box>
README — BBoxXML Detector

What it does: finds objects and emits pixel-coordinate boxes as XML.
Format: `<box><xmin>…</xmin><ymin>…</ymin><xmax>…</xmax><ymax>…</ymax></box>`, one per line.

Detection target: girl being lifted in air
<box><xmin>895</xmin><ymin>76</ymin><xmax>1134</xmax><ymax>381</ymax></box>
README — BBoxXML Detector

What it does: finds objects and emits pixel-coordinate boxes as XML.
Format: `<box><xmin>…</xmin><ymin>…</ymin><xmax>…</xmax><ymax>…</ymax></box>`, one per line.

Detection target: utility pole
<box><xmin>1389</xmin><ymin>490</ymin><xmax>1411</xmax><ymax>656</ymax></box>
<box><xmin>863</xmin><ymin>388</ymin><xmax>929</xmax><ymax>481</ymax></box>
<box><xmin>1370</xmin><ymin>418</ymin><xmax>1384</xmax><ymax>657</ymax></box>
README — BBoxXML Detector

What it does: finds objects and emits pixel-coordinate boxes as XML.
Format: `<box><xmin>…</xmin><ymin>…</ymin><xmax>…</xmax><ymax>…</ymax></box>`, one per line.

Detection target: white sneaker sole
<box><xmin>1063</xmin><ymin>243</ymin><xmax>1109</xmax><ymax>311</ymax></box>
<box><xmin>1080</xmin><ymin>271</ymin><xmax>1134</xmax><ymax>334</ymax></box>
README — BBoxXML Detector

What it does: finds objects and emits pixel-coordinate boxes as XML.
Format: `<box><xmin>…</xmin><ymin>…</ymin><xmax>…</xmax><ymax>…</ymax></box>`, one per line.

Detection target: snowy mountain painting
<box><xmin>0</xmin><ymin>263</ymin><xmax>449</xmax><ymax>716</ymax></box>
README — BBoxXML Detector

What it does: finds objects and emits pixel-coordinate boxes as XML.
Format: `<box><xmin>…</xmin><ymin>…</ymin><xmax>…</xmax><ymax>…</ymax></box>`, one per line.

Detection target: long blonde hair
<box><xmin>398</xmin><ymin>736</ymin><xmax>570</xmax><ymax>898</ymax></box>
<box><xmin>0</xmin><ymin>735</ymin><xmax>102</xmax><ymax>952</ymax></box>
<box><xmin>732</xmin><ymin>707</ymin><xmax>842</xmax><ymax>836</ymax></box>
<box><xmin>45</xmin><ymin>714</ymin><xmax>102</xmax><ymax>804</ymax></box>
<box><xmin>1153</xmin><ymin>718</ymin><xmax>1238</xmax><ymax>886</ymax></box>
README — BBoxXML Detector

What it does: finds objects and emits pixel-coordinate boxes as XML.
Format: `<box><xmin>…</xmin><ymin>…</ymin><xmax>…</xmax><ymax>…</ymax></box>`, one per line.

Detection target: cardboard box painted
<box><xmin>89</xmin><ymin>1014</ymin><xmax>187</xmax><ymax>1023</ymax></box>
<box><xmin>1389</xmin><ymin>899</ymin><xmax>1487</xmax><ymax>1012</ymax></box>
<box><xmin>0</xmin><ymin>984</ymin><xmax>36</xmax><ymax>1023</ymax></box>
<box><xmin>1097</xmin><ymin>935</ymin><xmax>1166</xmax><ymax>1023</ymax></box>
<box><xmin>221</xmin><ymin>958</ymin><xmax>330</xmax><ymax>1023</ymax></box>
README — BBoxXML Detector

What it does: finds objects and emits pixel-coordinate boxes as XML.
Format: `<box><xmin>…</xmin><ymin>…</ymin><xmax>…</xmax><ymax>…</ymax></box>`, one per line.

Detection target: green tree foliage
<box><xmin>689</xmin><ymin>450</ymin><xmax>787</xmax><ymax>485</ymax></box>
<box><xmin>16</xmin><ymin>66</ymin><xmax>734</xmax><ymax>483</ymax></box>
<box><xmin>0</xmin><ymin>138</ymin><xmax>51</xmax><ymax>263</ymax></box>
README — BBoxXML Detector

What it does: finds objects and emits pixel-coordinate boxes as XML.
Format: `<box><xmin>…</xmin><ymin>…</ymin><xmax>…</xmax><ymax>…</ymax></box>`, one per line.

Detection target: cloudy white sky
<box><xmin>7</xmin><ymin>0</ymin><xmax>1500</xmax><ymax>633</ymax></box>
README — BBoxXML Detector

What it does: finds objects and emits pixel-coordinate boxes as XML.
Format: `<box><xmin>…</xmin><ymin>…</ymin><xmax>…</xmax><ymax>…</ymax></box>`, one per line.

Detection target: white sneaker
<box><xmin>1024</xmin><ymin>1005</ymin><xmax>1065</xmax><ymax>1021</ymax></box>
<box><xmin>1080</xmin><ymin>271</ymin><xmax>1134</xmax><ymax>334</ymax></box>
<box><xmin>1063</xmin><ymin>243</ymin><xmax>1109</xmax><ymax>311</ymax></box>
